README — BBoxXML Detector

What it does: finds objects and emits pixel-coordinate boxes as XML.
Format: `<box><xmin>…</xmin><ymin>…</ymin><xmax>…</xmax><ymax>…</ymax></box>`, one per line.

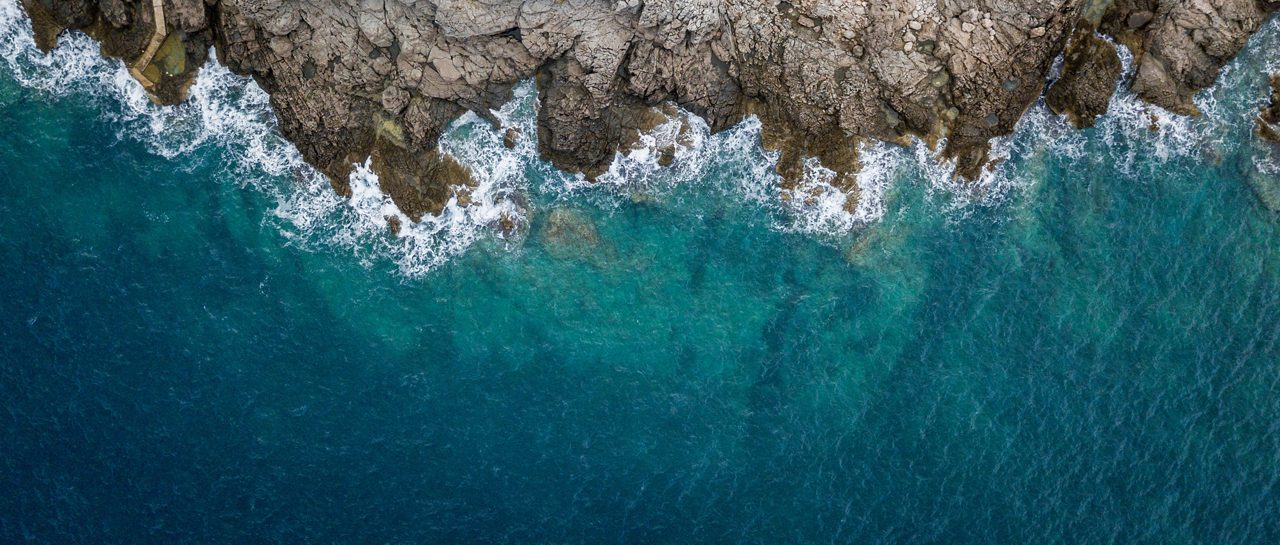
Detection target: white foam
<box><xmin>547</xmin><ymin>107</ymin><xmax>895</xmax><ymax>237</ymax></box>
<box><xmin>1</xmin><ymin>0</ymin><xmax>537</xmax><ymax>276</ymax></box>
<box><xmin>592</xmin><ymin>108</ymin><xmax>707</xmax><ymax>193</ymax></box>
<box><xmin>3</xmin><ymin>0</ymin><xmax>1278</xmax><ymax>273</ymax></box>
<box><xmin>1237</xmin><ymin>17</ymin><xmax>1280</xmax><ymax>176</ymax></box>
<box><xmin>1096</xmin><ymin>42</ymin><xmax>1204</xmax><ymax>175</ymax></box>
<box><xmin>901</xmin><ymin>22</ymin><xmax>1280</xmax><ymax>217</ymax></box>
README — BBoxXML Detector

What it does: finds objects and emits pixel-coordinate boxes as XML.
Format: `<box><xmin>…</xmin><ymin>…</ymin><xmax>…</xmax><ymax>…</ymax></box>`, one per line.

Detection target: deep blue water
<box><xmin>3</xmin><ymin>5</ymin><xmax>1280</xmax><ymax>543</ymax></box>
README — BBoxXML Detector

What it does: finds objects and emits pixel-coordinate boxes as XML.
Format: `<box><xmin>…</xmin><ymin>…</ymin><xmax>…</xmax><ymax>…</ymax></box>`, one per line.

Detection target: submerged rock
<box><xmin>19</xmin><ymin>0</ymin><xmax>1279</xmax><ymax>219</ymax></box>
<box><xmin>1249</xmin><ymin>171</ymin><xmax>1280</xmax><ymax>212</ymax></box>
<box><xmin>539</xmin><ymin>207</ymin><xmax>602</xmax><ymax>260</ymax></box>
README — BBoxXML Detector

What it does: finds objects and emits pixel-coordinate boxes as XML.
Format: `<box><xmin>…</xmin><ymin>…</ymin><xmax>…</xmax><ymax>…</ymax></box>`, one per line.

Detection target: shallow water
<box><xmin>3</xmin><ymin>4</ymin><xmax>1280</xmax><ymax>542</ymax></box>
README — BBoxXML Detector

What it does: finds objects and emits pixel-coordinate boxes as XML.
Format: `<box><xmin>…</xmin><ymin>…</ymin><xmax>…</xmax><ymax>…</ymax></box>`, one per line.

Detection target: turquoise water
<box><xmin>4</xmin><ymin>4</ymin><xmax>1280</xmax><ymax>541</ymax></box>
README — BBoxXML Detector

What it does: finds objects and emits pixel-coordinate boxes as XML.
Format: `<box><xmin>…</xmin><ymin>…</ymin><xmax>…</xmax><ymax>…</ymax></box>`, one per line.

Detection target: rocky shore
<box><xmin>20</xmin><ymin>0</ymin><xmax>1280</xmax><ymax>220</ymax></box>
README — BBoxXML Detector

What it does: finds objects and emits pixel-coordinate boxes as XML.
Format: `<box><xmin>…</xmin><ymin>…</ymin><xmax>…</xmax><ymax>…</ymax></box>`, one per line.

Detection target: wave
<box><xmin>0</xmin><ymin>0</ymin><xmax>523</xmax><ymax>275</ymax></box>
<box><xmin>898</xmin><ymin>19</ymin><xmax>1280</xmax><ymax>218</ymax></box>
<box><xmin>2</xmin><ymin>0</ymin><xmax>1277</xmax><ymax>274</ymax></box>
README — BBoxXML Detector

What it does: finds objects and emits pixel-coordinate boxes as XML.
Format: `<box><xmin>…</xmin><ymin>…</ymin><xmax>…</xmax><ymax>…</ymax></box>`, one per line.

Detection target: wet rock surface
<box><xmin>1047</xmin><ymin>25</ymin><xmax>1122</xmax><ymax>128</ymax></box>
<box><xmin>20</xmin><ymin>0</ymin><xmax>1279</xmax><ymax>218</ymax></box>
<box><xmin>1261</xmin><ymin>73</ymin><xmax>1280</xmax><ymax>144</ymax></box>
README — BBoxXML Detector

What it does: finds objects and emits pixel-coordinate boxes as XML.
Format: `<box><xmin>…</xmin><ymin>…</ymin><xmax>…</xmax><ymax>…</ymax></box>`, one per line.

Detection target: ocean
<box><xmin>3</xmin><ymin>3</ymin><xmax>1280</xmax><ymax>542</ymax></box>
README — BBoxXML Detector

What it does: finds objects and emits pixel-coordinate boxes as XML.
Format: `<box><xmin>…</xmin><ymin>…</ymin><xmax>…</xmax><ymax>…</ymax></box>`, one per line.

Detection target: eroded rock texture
<box><xmin>1046</xmin><ymin>17</ymin><xmax>1122</xmax><ymax>128</ymax></box>
<box><xmin>20</xmin><ymin>0</ymin><xmax>1280</xmax><ymax>217</ymax></box>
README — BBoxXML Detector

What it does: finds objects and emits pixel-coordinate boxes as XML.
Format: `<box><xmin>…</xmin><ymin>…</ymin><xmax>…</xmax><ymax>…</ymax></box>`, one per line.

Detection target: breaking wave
<box><xmin>2</xmin><ymin>0</ymin><xmax>1277</xmax><ymax>274</ymax></box>
<box><xmin>0</xmin><ymin>0</ymin><xmax>522</xmax><ymax>275</ymax></box>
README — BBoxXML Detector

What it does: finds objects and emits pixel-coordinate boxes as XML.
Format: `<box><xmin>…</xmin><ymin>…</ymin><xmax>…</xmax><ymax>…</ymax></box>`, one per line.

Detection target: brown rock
<box><xmin>1127</xmin><ymin>10</ymin><xmax>1154</xmax><ymax>29</ymax></box>
<box><xmin>1047</xmin><ymin>28</ymin><xmax>1122</xmax><ymax>128</ymax></box>
<box><xmin>1260</xmin><ymin>74</ymin><xmax>1280</xmax><ymax>145</ymax></box>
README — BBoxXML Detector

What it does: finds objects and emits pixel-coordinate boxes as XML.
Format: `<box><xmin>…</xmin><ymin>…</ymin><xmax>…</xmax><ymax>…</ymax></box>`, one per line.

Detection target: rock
<box><xmin>435</xmin><ymin>0</ymin><xmax>522</xmax><ymax>38</ymax></box>
<box><xmin>370</xmin><ymin>142</ymin><xmax>473</xmax><ymax>222</ymax></box>
<box><xmin>1107</xmin><ymin>0</ymin><xmax>1276</xmax><ymax>115</ymax></box>
<box><xmin>1260</xmin><ymin>74</ymin><xmax>1280</xmax><ymax>145</ymax></box>
<box><xmin>1047</xmin><ymin>28</ymin><xmax>1123</xmax><ymax>128</ymax></box>
<box><xmin>100</xmin><ymin>0</ymin><xmax>130</xmax><ymax>28</ymax></box>
<box><xmin>381</xmin><ymin>86</ymin><xmax>409</xmax><ymax>115</ymax></box>
<box><xmin>1127</xmin><ymin>10</ymin><xmax>1154</xmax><ymax>29</ymax></box>
<box><xmin>357</xmin><ymin>0</ymin><xmax>394</xmax><ymax>47</ymax></box>
<box><xmin>18</xmin><ymin>0</ymin><xmax>1280</xmax><ymax>219</ymax></box>
<box><xmin>540</xmin><ymin>207</ymin><xmax>601</xmax><ymax>258</ymax></box>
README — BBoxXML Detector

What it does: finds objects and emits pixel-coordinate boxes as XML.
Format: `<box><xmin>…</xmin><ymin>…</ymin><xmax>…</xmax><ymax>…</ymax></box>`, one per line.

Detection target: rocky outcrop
<box><xmin>1101</xmin><ymin>0</ymin><xmax>1278</xmax><ymax>115</ymax></box>
<box><xmin>19</xmin><ymin>0</ymin><xmax>1279</xmax><ymax>219</ymax></box>
<box><xmin>1046</xmin><ymin>4</ymin><xmax>1122</xmax><ymax>129</ymax></box>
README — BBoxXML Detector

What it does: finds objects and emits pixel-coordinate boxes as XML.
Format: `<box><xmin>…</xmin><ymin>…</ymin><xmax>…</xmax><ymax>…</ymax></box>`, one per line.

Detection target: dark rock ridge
<box><xmin>21</xmin><ymin>0</ymin><xmax>1280</xmax><ymax>219</ymax></box>
<box><xmin>1262</xmin><ymin>73</ymin><xmax>1280</xmax><ymax>144</ymax></box>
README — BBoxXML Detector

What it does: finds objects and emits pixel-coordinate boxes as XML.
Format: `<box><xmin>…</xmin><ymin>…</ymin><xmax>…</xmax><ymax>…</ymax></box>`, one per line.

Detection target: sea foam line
<box><xmin>0</xmin><ymin>0</ymin><xmax>529</xmax><ymax>275</ymax></box>
<box><xmin>2</xmin><ymin>0</ymin><xmax>1277</xmax><ymax>273</ymax></box>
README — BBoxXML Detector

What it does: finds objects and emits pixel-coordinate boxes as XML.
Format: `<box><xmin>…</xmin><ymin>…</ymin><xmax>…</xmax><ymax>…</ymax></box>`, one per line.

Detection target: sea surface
<box><xmin>3</xmin><ymin>3</ymin><xmax>1280</xmax><ymax>542</ymax></box>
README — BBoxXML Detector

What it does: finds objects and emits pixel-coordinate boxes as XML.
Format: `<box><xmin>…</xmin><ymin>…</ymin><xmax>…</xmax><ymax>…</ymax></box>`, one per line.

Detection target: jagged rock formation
<box><xmin>1046</xmin><ymin>4</ymin><xmax>1123</xmax><ymax>129</ymax></box>
<box><xmin>1101</xmin><ymin>0</ymin><xmax>1279</xmax><ymax>114</ymax></box>
<box><xmin>19</xmin><ymin>0</ymin><xmax>1280</xmax><ymax>219</ymax></box>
